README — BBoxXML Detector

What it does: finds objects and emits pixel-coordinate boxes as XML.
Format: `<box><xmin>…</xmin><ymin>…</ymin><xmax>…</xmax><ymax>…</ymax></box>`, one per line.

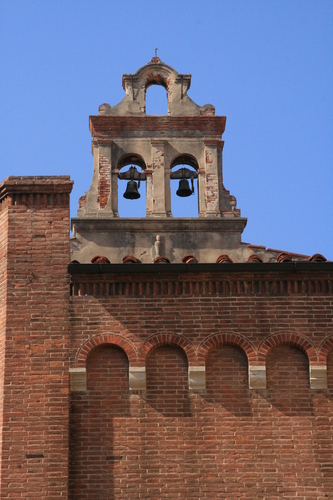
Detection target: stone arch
<box><xmin>144</xmin><ymin>74</ymin><xmax>169</xmax><ymax>91</ymax></box>
<box><xmin>139</xmin><ymin>333</ymin><xmax>197</xmax><ymax>366</ymax></box>
<box><xmin>318</xmin><ymin>336</ymin><xmax>333</xmax><ymax>364</ymax></box>
<box><xmin>118</xmin><ymin>153</ymin><xmax>147</xmax><ymax>172</ymax></box>
<box><xmin>76</xmin><ymin>333</ymin><xmax>138</xmax><ymax>367</ymax></box>
<box><xmin>122</xmin><ymin>60</ymin><xmax>179</xmax><ymax>116</ymax></box>
<box><xmin>170</xmin><ymin>153</ymin><xmax>199</xmax><ymax>171</ymax></box>
<box><xmin>126</xmin><ymin>60</ymin><xmax>179</xmax><ymax>92</ymax></box>
<box><xmin>197</xmin><ymin>333</ymin><xmax>256</xmax><ymax>365</ymax></box>
<box><xmin>104</xmin><ymin>58</ymin><xmax>205</xmax><ymax>118</ymax></box>
<box><xmin>258</xmin><ymin>333</ymin><xmax>317</xmax><ymax>365</ymax></box>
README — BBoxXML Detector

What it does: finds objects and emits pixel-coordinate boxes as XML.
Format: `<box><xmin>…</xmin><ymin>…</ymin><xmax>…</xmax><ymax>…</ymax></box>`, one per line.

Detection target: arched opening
<box><xmin>266</xmin><ymin>344</ymin><xmax>311</xmax><ymax>415</ymax></box>
<box><xmin>170</xmin><ymin>155</ymin><xmax>199</xmax><ymax>217</ymax></box>
<box><xmin>205</xmin><ymin>345</ymin><xmax>251</xmax><ymax>415</ymax></box>
<box><xmin>69</xmin><ymin>345</ymin><xmax>130</xmax><ymax>499</ymax></box>
<box><xmin>145</xmin><ymin>84</ymin><xmax>168</xmax><ymax>115</ymax></box>
<box><xmin>145</xmin><ymin>344</ymin><xmax>190</xmax><ymax>417</ymax></box>
<box><xmin>117</xmin><ymin>154</ymin><xmax>146</xmax><ymax>217</ymax></box>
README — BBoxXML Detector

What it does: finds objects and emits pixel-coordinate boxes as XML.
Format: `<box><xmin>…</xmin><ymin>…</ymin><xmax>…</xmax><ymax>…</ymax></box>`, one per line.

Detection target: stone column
<box><xmin>204</xmin><ymin>140</ymin><xmax>222</xmax><ymax>218</ymax></box>
<box><xmin>111</xmin><ymin>144</ymin><xmax>120</xmax><ymax>217</ymax></box>
<box><xmin>97</xmin><ymin>143</ymin><xmax>112</xmax><ymax>214</ymax></box>
<box><xmin>198</xmin><ymin>167</ymin><xmax>206</xmax><ymax>217</ymax></box>
<box><xmin>150</xmin><ymin>140</ymin><xmax>169</xmax><ymax>217</ymax></box>
<box><xmin>145</xmin><ymin>168</ymin><xmax>153</xmax><ymax>217</ymax></box>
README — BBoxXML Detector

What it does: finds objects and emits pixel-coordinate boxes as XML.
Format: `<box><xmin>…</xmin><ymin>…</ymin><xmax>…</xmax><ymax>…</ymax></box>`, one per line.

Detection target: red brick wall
<box><xmin>98</xmin><ymin>154</ymin><xmax>111</xmax><ymax>209</ymax></box>
<box><xmin>264</xmin><ymin>346</ymin><xmax>320</xmax><ymax>496</ymax></box>
<box><xmin>1</xmin><ymin>174</ymin><xmax>331</xmax><ymax>498</ymax></box>
<box><xmin>69</xmin><ymin>293</ymin><xmax>333</xmax><ymax>499</ymax></box>
<box><xmin>89</xmin><ymin>116</ymin><xmax>226</xmax><ymax>139</ymax></box>
<box><xmin>70</xmin><ymin>345</ymin><xmax>130</xmax><ymax>499</ymax></box>
<box><xmin>0</xmin><ymin>178</ymin><xmax>72</xmax><ymax>499</ymax></box>
<box><xmin>0</xmin><ymin>204</ymin><xmax>8</xmax><ymax>484</ymax></box>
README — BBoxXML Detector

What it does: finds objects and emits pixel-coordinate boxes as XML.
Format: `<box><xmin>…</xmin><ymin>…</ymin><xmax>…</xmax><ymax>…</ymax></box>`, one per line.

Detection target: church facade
<box><xmin>0</xmin><ymin>58</ymin><xmax>332</xmax><ymax>499</ymax></box>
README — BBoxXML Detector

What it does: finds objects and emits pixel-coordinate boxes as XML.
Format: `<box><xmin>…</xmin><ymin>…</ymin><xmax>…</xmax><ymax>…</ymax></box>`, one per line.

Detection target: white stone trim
<box><xmin>129</xmin><ymin>367</ymin><xmax>146</xmax><ymax>391</ymax></box>
<box><xmin>310</xmin><ymin>365</ymin><xmax>327</xmax><ymax>390</ymax></box>
<box><xmin>69</xmin><ymin>367</ymin><xmax>87</xmax><ymax>392</ymax></box>
<box><xmin>188</xmin><ymin>366</ymin><xmax>206</xmax><ymax>390</ymax></box>
<box><xmin>248</xmin><ymin>365</ymin><xmax>266</xmax><ymax>389</ymax></box>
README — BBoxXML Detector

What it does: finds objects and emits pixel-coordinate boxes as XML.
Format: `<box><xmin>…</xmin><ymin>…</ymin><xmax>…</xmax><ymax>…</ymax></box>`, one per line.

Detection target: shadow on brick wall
<box><xmin>143</xmin><ymin>345</ymin><xmax>192</xmax><ymax>417</ymax></box>
<box><xmin>202</xmin><ymin>345</ymin><xmax>252</xmax><ymax>417</ymax></box>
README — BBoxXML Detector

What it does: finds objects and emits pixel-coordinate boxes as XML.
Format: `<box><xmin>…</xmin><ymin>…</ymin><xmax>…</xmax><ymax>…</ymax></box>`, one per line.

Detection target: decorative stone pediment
<box><xmin>98</xmin><ymin>56</ymin><xmax>214</xmax><ymax>117</ymax></box>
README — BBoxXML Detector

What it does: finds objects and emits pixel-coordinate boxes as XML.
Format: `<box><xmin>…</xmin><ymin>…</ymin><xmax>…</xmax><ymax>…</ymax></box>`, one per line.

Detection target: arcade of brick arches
<box><xmin>0</xmin><ymin>58</ymin><xmax>332</xmax><ymax>499</ymax></box>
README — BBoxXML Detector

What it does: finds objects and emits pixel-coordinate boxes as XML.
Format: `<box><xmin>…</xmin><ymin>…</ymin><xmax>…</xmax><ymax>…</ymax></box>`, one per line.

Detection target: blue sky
<box><xmin>1</xmin><ymin>1</ymin><xmax>332</xmax><ymax>259</ymax></box>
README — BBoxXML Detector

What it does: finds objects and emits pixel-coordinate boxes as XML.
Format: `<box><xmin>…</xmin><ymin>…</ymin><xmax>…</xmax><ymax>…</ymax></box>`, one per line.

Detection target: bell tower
<box><xmin>71</xmin><ymin>57</ymin><xmax>247</xmax><ymax>264</ymax></box>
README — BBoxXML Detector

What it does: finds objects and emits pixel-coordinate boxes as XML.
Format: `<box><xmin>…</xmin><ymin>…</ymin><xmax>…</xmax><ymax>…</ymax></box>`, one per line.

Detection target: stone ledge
<box><xmin>71</xmin><ymin>217</ymin><xmax>247</xmax><ymax>233</ymax></box>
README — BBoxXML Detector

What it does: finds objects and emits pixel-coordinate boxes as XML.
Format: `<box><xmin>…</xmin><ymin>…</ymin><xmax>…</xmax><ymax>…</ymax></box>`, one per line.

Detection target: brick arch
<box><xmin>258</xmin><ymin>333</ymin><xmax>317</xmax><ymax>364</ymax></box>
<box><xmin>197</xmin><ymin>333</ymin><xmax>256</xmax><ymax>365</ymax></box>
<box><xmin>76</xmin><ymin>334</ymin><xmax>138</xmax><ymax>366</ymax></box>
<box><xmin>139</xmin><ymin>333</ymin><xmax>197</xmax><ymax>366</ymax></box>
<box><xmin>318</xmin><ymin>336</ymin><xmax>333</xmax><ymax>364</ymax></box>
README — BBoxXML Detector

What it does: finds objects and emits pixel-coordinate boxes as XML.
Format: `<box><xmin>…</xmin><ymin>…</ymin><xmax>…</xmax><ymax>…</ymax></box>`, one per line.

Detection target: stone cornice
<box><xmin>71</xmin><ymin>217</ymin><xmax>247</xmax><ymax>233</ymax></box>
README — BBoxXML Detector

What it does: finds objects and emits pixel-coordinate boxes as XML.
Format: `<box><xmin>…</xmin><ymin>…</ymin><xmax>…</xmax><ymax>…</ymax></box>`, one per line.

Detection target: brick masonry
<box><xmin>68</xmin><ymin>279</ymin><xmax>333</xmax><ymax>499</ymax></box>
<box><xmin>2</xmin><ymin>58</ymin><xmax>333</xmax><ymax>499</ymax></box>
<box><xmin>89</xmin><ymin>116</ymin><xmax>226</xmax><ymax>140</ymax></box>
<box><xmin>0</xmin><ymin>177</ymin><xmax>332</xmax><ymax>498</ymax></box>
<box><xmin>0</xmin><ymin>177</ymin><xmax>73</xmax><ymax>499</ymax></box>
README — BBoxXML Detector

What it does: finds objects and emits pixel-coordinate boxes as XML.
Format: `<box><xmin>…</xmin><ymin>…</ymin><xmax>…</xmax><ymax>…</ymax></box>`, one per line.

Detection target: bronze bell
<box><xmin>123</xmin><ymin>180</ymin><xmax>140</xmax><ymax>200</ymax></box>
<box><xmin>176</xmin><ymin>178</ymin><xmax>193</xmax><ymax>197</ymax></box>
